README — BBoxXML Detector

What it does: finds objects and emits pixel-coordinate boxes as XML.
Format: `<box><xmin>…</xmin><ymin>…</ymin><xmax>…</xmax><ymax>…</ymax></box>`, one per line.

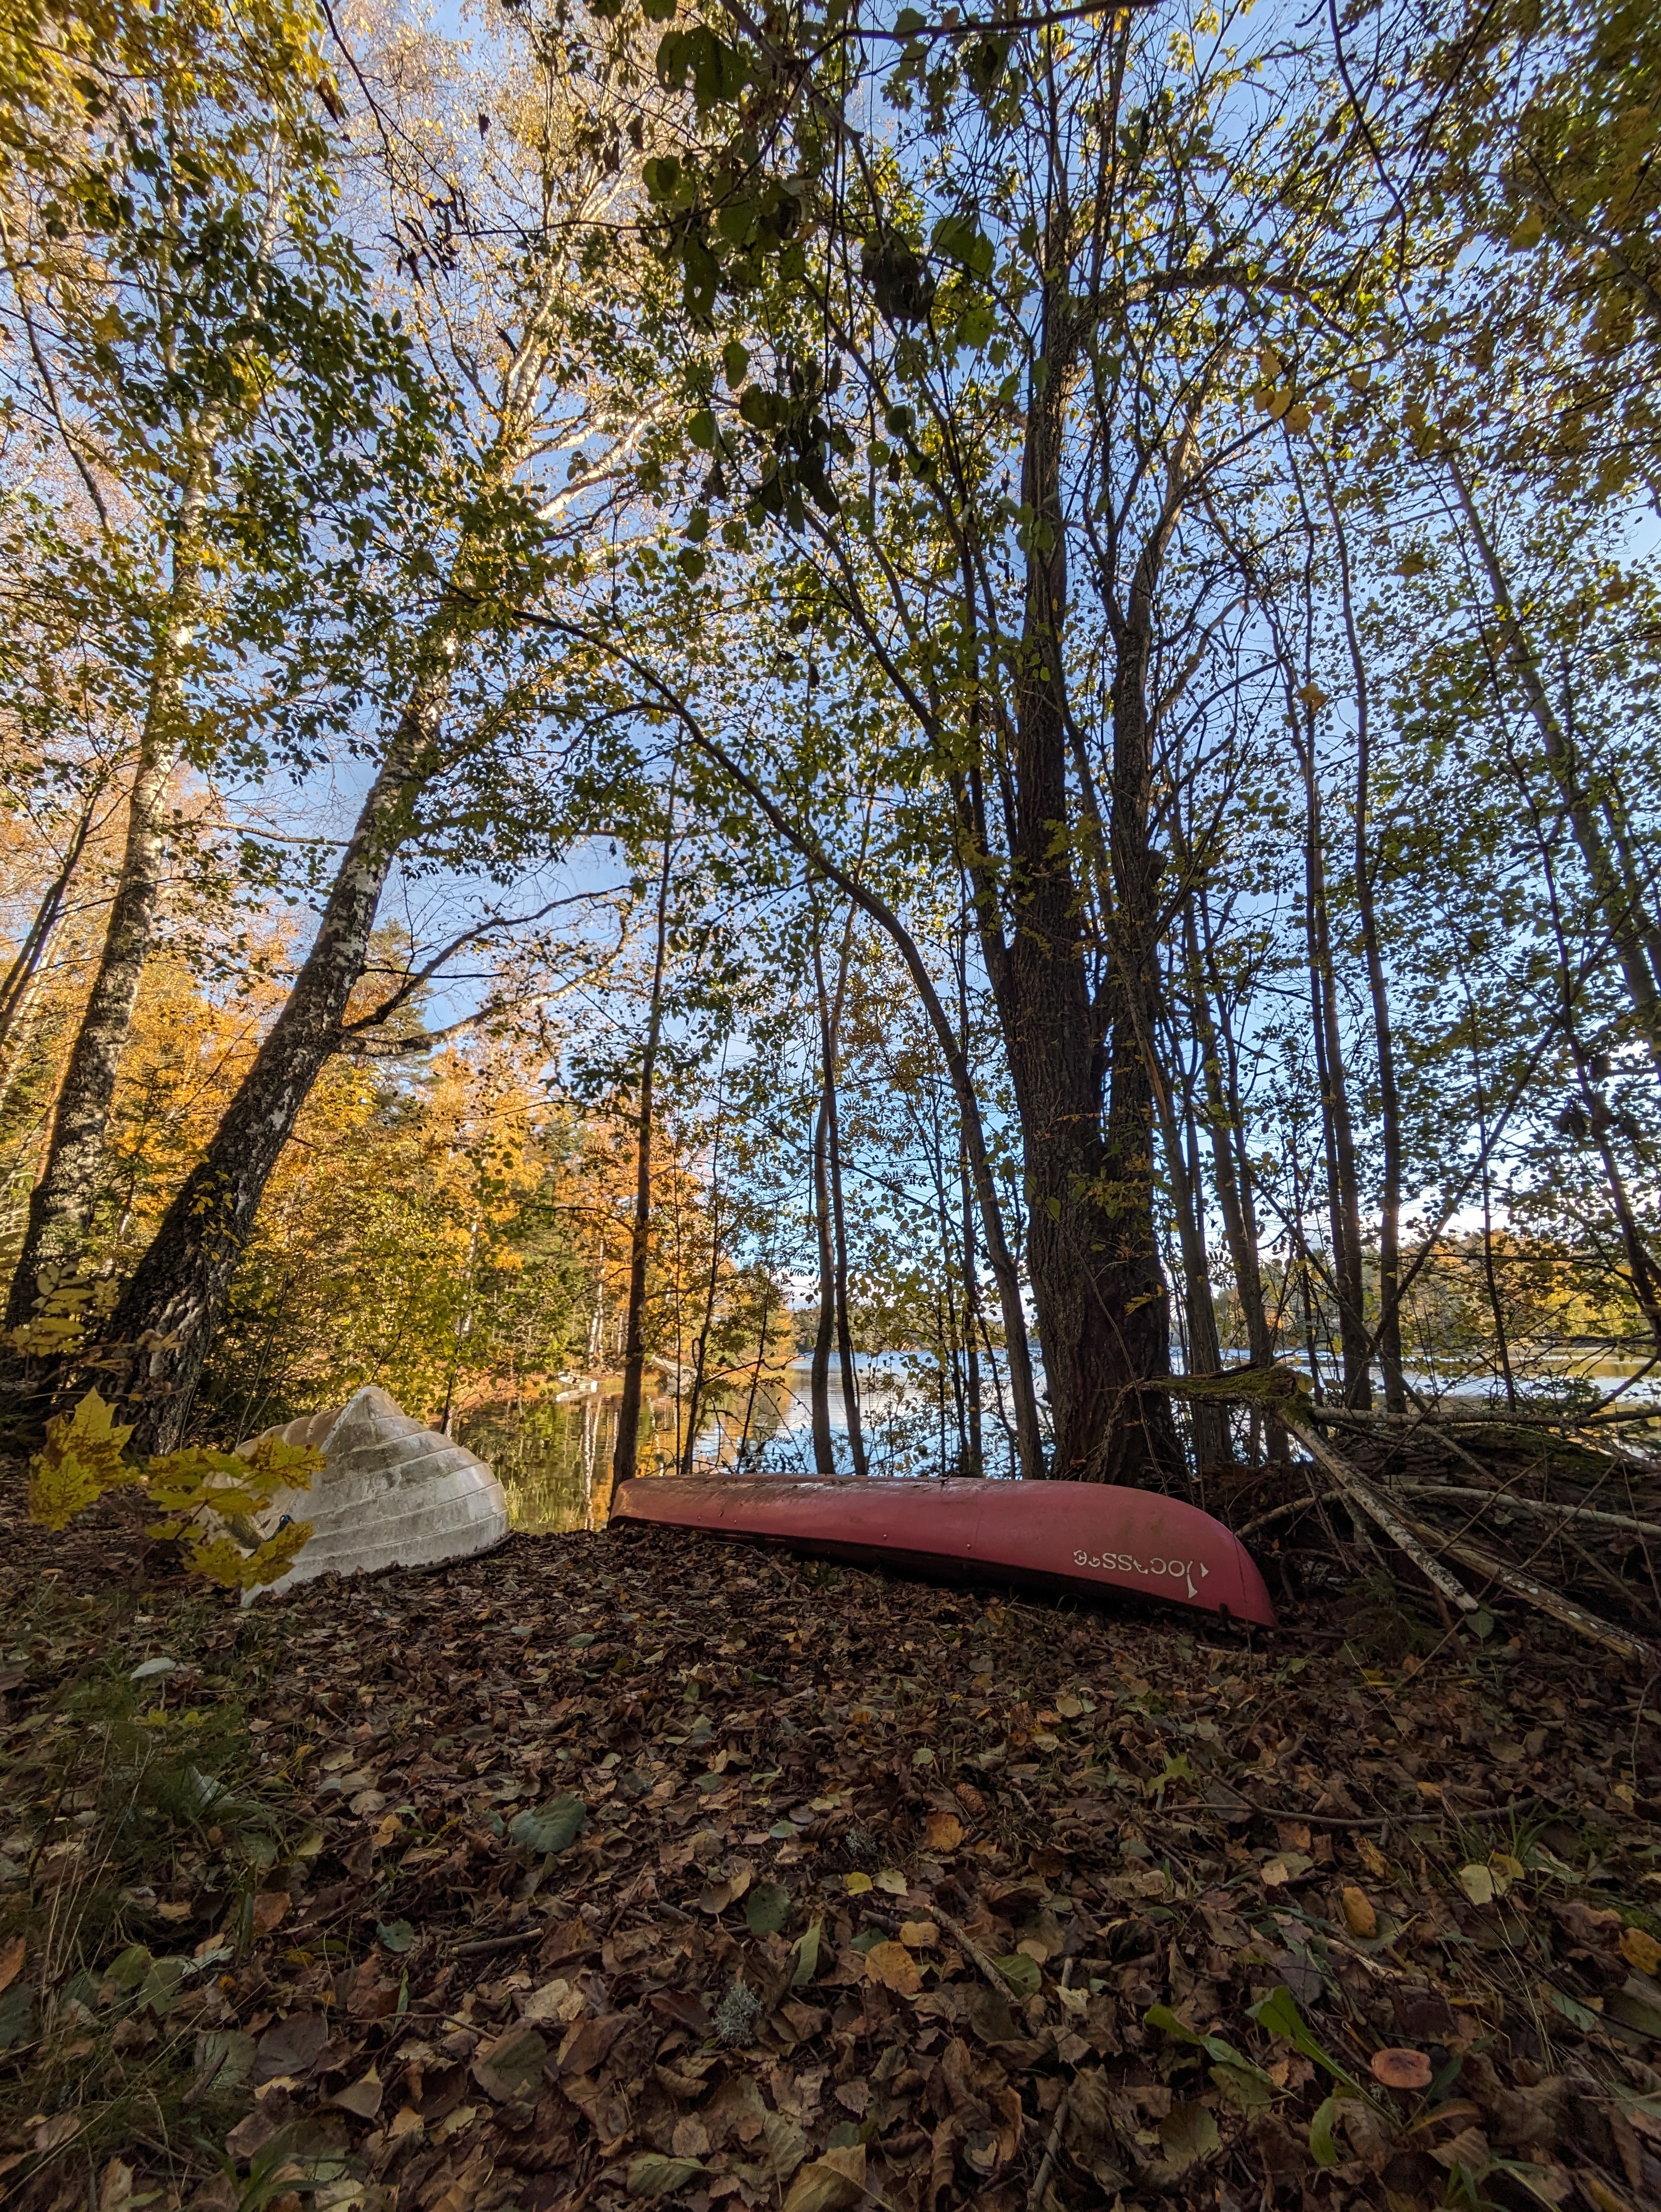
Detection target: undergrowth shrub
<box><xmin>27</xmin><ymin>1390</ymin><xmax>321</xmax><ymax>1591</ymax></box>
<box><xmin>0</xmin><ymin>1580</ymin><xmax>303</xmax><ymax>2200</ymax></box>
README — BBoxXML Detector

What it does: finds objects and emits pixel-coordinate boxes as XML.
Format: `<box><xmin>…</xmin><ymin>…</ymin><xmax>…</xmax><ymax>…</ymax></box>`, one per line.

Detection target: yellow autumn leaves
<box><xmin>26</xmin><ymin>1387</ymin><xmax>322</xmax><ymax>1591</ymax></box>
<box><xmin>1246</xmin><ymin>346</ymin><xmax>1316</xmax><ymax>434</ymax></box>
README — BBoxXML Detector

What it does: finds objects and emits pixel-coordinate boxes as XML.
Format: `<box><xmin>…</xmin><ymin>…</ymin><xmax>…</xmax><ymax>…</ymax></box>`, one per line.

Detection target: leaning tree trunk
<box><xmin>819</xmin><ymin>925</ymin><xmax>867</xmax><ymax>1479</ymax></box>
<box><xmin>93</xmin><ymin>689</ymin><xmax>440</xmax><ymax>1447</ymax></box>
<box><xmin>0</xmin><ymin>782</ymin><xmax>100</xmax><ymax>1073</ymax></box>
<box><xmin>6</xmin><ymin>576</ymin><xmax>193</xmax><ymax>1332</ymax></box>
<box><xmin>1294</xmin><ymin>707</ymin><xmax>1372</xmax><ymax>1408</ymax></box>
<box><xmin>1448</xmin><ymin>455</ymin><xmax>1661</xmax><ymax>1063</ymax></box>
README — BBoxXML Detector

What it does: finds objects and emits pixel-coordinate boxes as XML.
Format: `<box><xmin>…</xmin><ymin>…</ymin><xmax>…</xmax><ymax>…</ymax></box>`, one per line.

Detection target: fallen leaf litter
<box><xmin>2</xmin><ymin>1496</ymin><xmax>1661</xmax><ymax>2211</ymax></box>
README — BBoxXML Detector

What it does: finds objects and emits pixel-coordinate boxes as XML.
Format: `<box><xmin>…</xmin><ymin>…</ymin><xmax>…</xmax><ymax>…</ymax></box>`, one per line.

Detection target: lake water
<box><xmin>460</xmin><ymin>1346</ymin><xmax>1659</xmax><ymax>1535</ymax></box>
<box><xmin>459</xmin><ymin>1356</ymin><xmax>1001</xmax><ymax>1534</ymax></box>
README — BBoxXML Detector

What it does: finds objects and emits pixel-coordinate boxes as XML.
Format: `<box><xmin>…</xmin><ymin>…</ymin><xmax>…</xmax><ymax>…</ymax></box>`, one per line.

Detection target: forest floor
<box><xmin>1</xmin><ymin>1477</ymin><xmax>1660</xmax><ymax>2212</ymax></box>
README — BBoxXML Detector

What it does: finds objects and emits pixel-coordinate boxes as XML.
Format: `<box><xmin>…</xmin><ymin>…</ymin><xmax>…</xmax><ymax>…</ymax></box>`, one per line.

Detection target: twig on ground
<box><xmin>1027</xmin><ymin>2085</ymin><xmax>1070</xmax><ymax>2210</ymax></box>
<box><xmin>448</xmin><ymin>1929</ymin><xmax>543</xmax><ymax>1959</ymax></box>
<box><xmin>1235</xmin><ymin>1793</ymin><xmax>1544</xmax><ymax>1829</ymax></box>
<box><xmin>934</xmin><ymin>1904</ymin><xmax>1016</xmax><ymax>1999</ymax></box>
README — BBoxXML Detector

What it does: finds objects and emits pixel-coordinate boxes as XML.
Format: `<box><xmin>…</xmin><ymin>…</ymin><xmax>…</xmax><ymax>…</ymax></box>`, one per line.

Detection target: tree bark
<box><xmin>1174</xmin><ymin>1064</ymin><xmax>1232</xmax><ymax>1476</ymax></box>
<box><xmin>93</xmin><ymin>682</ymin><xmax>442</xmax><ymax>1447</ymax></box>
<box><xmin>1185</xmin><ymin>904</ymin><xmax>1270</xmax><ymax>1366</ymax></box>
<box><xmin>6</xmin><ymin>578</ymin><xmax>192</xmax><ymax>1330</ymax></box>
<box><xmin>981</xmin><ymin>284</ymin><xmax>1180</xmax><ymax>1486</ymax></box>
<box><xmin>1293</xmin><ymin>703</ymin><xmax>1372</xmax><ymax>1407</ymax></box>
<box><xmin>808</xmin><ymin>1073</ymin><xmax>836</xmax><ymax>1476</ymax></box>
<box><xmin>823</xmin><ymin>983</ymin><xmax>866</xmax><ymax>1480</ymax></box>
<box><xmin>613</xmin><ymin>796</ymin><xmax>675</xmax><ymax>1488</ymax></box>
<box><xmin>1326</xmin><ymin>476</ymin><xmax>1406</xmax><ymax>1411</ymax></box>
<box><xmin>0</xmin><ymin>782</ymin><xmax>100</xmax><ymax>1074</ymax></box>
<box><xmin>956</xmin><ymin>992</ymin><xmax>985</xmax><ymax>1479</ymax></box>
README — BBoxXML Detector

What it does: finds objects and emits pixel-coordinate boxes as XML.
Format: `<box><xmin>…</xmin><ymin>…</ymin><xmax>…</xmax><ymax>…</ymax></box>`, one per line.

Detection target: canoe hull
<box><xmin>245</xmin><ymin>1386</ymin><xmax>509</xmax><ymax>1599</ymax></box>
<box><xmin>611</xmin><ymin>1474</ymin><xmax>1274</xmax><ymax>1628</ymax></box>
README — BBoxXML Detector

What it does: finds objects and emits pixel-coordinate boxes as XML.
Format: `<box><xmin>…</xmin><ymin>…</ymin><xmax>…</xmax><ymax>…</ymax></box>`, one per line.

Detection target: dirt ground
<box><xmin>1</xmin><ymin>1477</ymin><xmax>1659</xmax><ymax>2212</ymax></box>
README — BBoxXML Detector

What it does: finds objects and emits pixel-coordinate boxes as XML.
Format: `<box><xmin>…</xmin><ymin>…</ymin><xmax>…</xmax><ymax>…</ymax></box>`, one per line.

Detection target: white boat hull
<box><xmin>244</xmin><ymin>1386</ymin><xmax>508</xmax><ymax>1599</ymax></box>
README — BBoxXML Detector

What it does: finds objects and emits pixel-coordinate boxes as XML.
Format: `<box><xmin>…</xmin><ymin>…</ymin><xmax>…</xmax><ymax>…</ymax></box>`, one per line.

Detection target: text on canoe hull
<box><xmin>1074</xmin><ymin>1550</ymin><xmax>1208</xmax><ymax>1599</ymax></box>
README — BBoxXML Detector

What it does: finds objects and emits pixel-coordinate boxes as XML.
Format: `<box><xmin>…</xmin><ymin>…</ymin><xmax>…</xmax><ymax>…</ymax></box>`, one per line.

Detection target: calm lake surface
<box><xmin>459</xmin><ymin>1357</ymin><xmax>995</xmax><ymax>1533</ymax></box>
<box><xmin>460</xmin><ymin>1348</ymin><xmax>1660</xmax><ymax>1536</ymax></box>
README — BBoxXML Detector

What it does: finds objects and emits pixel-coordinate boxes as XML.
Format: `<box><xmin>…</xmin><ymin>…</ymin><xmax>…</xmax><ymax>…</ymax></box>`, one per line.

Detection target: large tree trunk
<box><xmin>93</xmin><ymin>691</ymin><xmax>438</xmax><ymax>1447</ymax></box>
<box><xmin>6</xmin><ymin>582</ymin><xmax>192</xmax><ymax>1330</ymax></box>
<box><xmin>983</xmin><ymin>298</ymin><xmax>1180</xmax><ymax>1486</ymax></box>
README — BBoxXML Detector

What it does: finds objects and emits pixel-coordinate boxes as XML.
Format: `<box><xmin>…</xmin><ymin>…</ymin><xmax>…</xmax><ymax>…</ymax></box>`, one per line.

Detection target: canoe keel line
<box><xmin>611</xmin><ymin>1474</ymin><xmax>1275</xmax><ymax>1629</ymax></box>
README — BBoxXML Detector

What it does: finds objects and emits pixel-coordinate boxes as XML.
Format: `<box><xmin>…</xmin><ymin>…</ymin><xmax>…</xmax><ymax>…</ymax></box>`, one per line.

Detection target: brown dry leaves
<box><xmin>2</xmin><ymin>1500</ymin><xmax>1660</xmax><ymax>2212</ymax></box>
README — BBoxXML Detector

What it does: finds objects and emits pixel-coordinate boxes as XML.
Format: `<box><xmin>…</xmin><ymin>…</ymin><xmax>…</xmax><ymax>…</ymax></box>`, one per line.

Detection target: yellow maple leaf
<box><xmin>28</xmin><ymin>1448</ymin><xmax>104</xmax><ymax>1532</ymax></box>
<box><xmin>177</xmin><ymin>1532</ymin><xmax>262</xmax><ymax>1589</ymax></box>
<box><xmin>27</xmin><ymin>1390</ymin><xmax>136</xmax><ymax>1530</ymax></box>
<box><xmin>225</xmin><ymin>1517</ymin><xmax>313</xmax><ymax>1590</ymax></box>
<box><xmin>239</xmin><ymin>1433</ymin><xmax>322</xmax><ymax>1490</ymax></box>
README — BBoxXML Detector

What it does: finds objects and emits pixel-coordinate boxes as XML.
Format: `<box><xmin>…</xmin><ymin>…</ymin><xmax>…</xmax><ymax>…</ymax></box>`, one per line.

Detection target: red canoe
<box><xmin>611</xmin><ymin>1474</ymin><xmax>1275</xmax><ymax>1628</ymax></box>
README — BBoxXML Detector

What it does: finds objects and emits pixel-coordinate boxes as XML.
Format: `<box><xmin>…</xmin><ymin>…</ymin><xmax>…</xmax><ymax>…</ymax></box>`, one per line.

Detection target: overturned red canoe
<box><xmin>611</xmin><ymin>1473</ymin><xmax>1275</xmax><ymax>1628</ymax></box>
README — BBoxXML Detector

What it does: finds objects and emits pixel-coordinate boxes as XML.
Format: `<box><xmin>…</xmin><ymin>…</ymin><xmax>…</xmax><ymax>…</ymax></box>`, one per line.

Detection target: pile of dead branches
<box><xmin>1185</xmin><ymin>1370</ymin><xmax>1661</xmax><ymax>1666</ymax></box>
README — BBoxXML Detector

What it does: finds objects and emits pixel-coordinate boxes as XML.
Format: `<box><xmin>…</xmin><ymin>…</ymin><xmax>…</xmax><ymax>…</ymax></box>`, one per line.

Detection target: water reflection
<box><xmin>462</xmin><ymin>1345</ymin><xmax>1661</xmax><ymax>1535</ymax></box>
<box><xmin>459</xmin><ymin>1358</ymin><xmax>990</xmax><ymax>1534</ymax></box>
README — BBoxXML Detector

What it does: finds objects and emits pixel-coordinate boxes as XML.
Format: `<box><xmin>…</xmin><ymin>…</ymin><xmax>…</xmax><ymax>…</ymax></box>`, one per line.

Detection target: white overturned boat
<box><xmin>243</xmin><ymin>1385</ymin><xmax>508</xmax><ymax>1599</ymax></box>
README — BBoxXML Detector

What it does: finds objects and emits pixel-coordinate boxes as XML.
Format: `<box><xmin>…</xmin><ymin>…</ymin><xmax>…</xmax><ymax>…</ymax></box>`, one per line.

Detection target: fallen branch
<box><xmin>1275</xmin><ymin>1406</ymin><xmax>1478</xmax><ymax>1615</ymax></box>
<box><xmin>448</xmin><ymin>1928</ymin><xmax>543</xmax><ymax>1959</ymax></box>
<box><xmin>1399</xmin><ymin>1485</ymin><xmax>1661</xmax><ymax>1543</ymax></box>
<box><xmin>1027</xmin><ymin>2084</ymin><xmax>1070</xmax><ymax>2211</ymax></box>
<box><xmin>1235</xmin><ymin>1490</ymin><xmax>1347</xmax><ymax>1537</ymax></box>
<box><xmin>1234</xmin><ymin>1794</ymin><xmax>1542</xmax><ymax>1829</ymax></box>
<box><xmin>1402</xmin><ymin>1517</ymin><xmax>1654</xmax><ymax>1664</ymax></box>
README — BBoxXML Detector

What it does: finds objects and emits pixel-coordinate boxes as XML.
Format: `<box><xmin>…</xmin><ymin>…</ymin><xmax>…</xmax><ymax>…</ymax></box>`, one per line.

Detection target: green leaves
<box><xmin>507</xmin><ymin>1792</ymin><xmax>587</xmax><ymax>1856</ymax></box>
<box><xmin>1158</xmin><ymin>2101</ymin><xmax>1220</xmax><ymax>2169</ymax></box>
<box><xmin>930</xmin><ymin>211</ymin><xmax>995</xmax><ymax>279</ymax></box>
<box><xmin>628</xmin><ymin>2155</ymin><xmax>707</xmax><ymax>2198</ymax></box>
<box><xmin>993</xmin><ymin>1950</ymin><xmax>1041</xmax><ymax>1997</ymax></box>
<box><xmin>1308</xmin><ymin>2092</ymin><xmax>1346</xmax><ymax>2167</ymax></box>
<box><xmin>1145</xmin><ymin>2002</ymin><xmax>1278</xmax><ymax>2116</ymax></box>
<box><xmin>472</xmin><ymin>2023</ymin><xmax>549</xmax><ymax>2102</ymax></box>
<box><xmin>789</xmin><ymin>1919</ymin><xmax>824</xmax><ymax>1986</ymax></box>
<box><xmin>739</xmin><ymin>385</ymin><xmax>786</xmax><ymax>431</ymax></box>
<box><xmin>655</xmin><ymin>27</ymin><xmax>752</xmax><ymax>112</ymax></box>
<box><xmin>1249</xmin><ymin>1985</ymin><xmax>1364</xmax><ymax>2094</ymax></box>
<box><xmin>745</xmin><ymin>1880</ymin><xmax>792</xmax><ymax>1935</ymax></box>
